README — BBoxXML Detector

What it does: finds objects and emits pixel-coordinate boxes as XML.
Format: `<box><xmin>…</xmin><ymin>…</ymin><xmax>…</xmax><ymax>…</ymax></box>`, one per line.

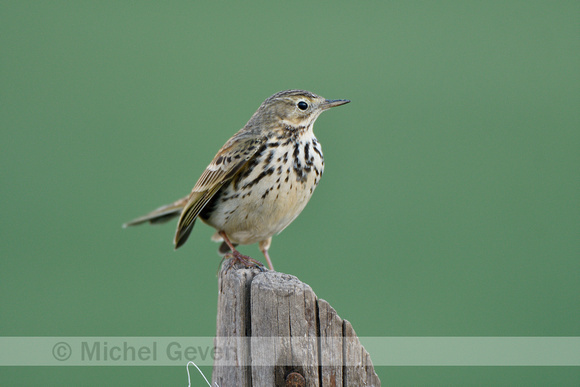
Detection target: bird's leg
<box><xmin>259</xmin><ymin>238</ymin><xmax>274</xmax><ymax>271</ymax></box>
<box><xmin>219</xmin><ymin>231</ymin><xmax>265</xmax><ymax>270</ymax></box>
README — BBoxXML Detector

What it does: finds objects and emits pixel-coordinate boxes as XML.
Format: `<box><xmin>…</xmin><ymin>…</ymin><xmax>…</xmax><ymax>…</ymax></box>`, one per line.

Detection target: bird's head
<box><xmin>248</xmin><ymin>89</ymin><xmax>350</xmax><ymax>130</ymax></box>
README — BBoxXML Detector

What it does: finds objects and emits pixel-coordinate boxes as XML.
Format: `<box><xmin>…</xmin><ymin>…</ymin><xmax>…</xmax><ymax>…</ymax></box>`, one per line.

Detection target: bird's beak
<box><xmin>321</xmin><ymin>99</ymin><xmax>350</xmax><ymax>110</ymax></box>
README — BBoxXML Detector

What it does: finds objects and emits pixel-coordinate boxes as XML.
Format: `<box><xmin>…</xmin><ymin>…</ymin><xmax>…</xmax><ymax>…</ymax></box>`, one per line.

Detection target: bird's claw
<box><xmin>224</xmin><ymin>251</ymin><xmax>265</xmax><ymax>272</ymax></box>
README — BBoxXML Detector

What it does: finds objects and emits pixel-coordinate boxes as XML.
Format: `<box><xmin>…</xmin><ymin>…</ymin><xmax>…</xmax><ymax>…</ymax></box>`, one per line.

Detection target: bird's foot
<box><xmin>224</xmin><ymin>249</ymin><xmax>265</xmax><ymax>272</ymax></box>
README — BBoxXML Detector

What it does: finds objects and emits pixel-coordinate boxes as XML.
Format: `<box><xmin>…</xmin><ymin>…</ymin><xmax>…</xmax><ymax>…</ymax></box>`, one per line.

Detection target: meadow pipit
<box><xmin>124</xmin><ymin>90</ymin><xmax>350</xmax><ymax>270</ymax></box>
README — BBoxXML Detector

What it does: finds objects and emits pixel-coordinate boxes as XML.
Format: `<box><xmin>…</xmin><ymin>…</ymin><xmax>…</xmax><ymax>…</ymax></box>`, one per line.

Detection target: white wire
<box><xmin>186</xmin><ymin>360</ymin><xmax>219</xmax><ymax>387</ymax></box>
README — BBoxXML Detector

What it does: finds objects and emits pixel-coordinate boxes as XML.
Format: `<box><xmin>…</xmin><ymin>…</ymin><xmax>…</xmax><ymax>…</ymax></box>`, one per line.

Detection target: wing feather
<box><xmin>173</xmin><ymin>135</ymin><xmax>266</xmax><ymax>248</ymax></box>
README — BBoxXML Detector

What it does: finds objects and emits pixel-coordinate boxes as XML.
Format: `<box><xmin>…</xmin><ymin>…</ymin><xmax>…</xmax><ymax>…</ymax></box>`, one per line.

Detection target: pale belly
<box><xmin>200</xmin><ymin>132</ymin><xmax>323</xmax><ymax>245</ymax></box>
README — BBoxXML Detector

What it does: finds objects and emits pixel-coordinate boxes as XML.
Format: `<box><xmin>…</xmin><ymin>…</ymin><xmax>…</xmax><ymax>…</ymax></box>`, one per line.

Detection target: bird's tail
<box><xmin>123</xmin><ymin>197</ymin><xmax>188</xmax><ymax>228</ymax></box>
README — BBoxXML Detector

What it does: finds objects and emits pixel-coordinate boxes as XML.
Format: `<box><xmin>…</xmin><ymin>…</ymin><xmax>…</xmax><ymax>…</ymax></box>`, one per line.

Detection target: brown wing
<box><xmin>174</xmin><ymin>134</ymin><xmax>266</xmax><ymax>248</ymax></box>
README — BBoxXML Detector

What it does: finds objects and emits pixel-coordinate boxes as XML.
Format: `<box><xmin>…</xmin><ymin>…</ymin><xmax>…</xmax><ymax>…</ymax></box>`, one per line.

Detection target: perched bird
<box><xmin>124</xmin><ymin>89</ymin><xmax>349</xmax><ymax>270</ymax></box>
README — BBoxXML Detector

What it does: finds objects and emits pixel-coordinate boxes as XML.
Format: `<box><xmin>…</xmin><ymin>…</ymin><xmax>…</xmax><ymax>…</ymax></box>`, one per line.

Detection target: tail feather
<box><xmin>123</xmin><ymin>197</ymin><xmax>187</xmax><ymax>228</ymax></box>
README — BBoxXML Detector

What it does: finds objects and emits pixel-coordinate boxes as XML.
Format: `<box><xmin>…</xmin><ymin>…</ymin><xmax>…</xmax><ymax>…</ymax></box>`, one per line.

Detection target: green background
<box><xmin>1</xmin><ymin>1</ymin><xmax>578</xmax><ymax>385</ymax></box>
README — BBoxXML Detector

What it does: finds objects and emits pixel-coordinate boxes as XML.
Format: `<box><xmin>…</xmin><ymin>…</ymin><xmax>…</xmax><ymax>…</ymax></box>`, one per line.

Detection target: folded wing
<box><xmin>174</xmin><ymin>135</ymin><xmax>266</xmax><ymax>248</ymax></box>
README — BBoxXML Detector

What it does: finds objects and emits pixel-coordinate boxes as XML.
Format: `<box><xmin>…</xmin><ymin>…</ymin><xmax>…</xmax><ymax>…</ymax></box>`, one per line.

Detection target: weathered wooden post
<box><xmin>213</xmin><ymin>260</ymin><xmax>380</xmax><ymax>386</ymax></box>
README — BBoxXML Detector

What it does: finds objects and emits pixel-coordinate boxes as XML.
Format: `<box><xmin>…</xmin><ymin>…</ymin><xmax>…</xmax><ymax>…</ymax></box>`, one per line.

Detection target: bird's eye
<box><xmin>297</xmin><ymin>101</ymin><xmax>308</xmax><ymax>110</ymax></box>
